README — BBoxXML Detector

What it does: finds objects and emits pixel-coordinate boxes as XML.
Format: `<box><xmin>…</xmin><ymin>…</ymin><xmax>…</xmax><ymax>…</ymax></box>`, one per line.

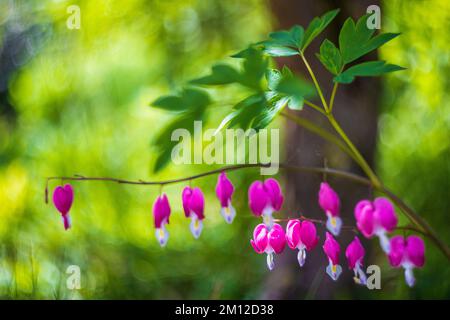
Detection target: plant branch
<box><xmin>46</xmin><ymin>162</ymin><xmax>450</xmax><ymax>260</ymax></box>
<box><xmin>300</xmin><ymin>52</ymin><xmax>329</xmax><ymax>112</ymax></box>
<box><xmin>304</xmin><ymin>100</ymin><xmax>326</xmax><ymax>115</ymax></box>
<box><xmin>280</xmin><ymin>111</ymin><xmax>357</xmax><ymax>163</ymax></box>
<box><xmin>329</xmin><ymin>82</ymin><xmax>338</xmax><ymax>113</ymax></box>
<box><xmin>327</xmin><ymin>114</ymin><xmax>382</xmax><ymax>188</ymax></box>
<box><xmin>294</xmin><ymin>53</ymin><xmax>449</xmax><ymax>259</ymax></box>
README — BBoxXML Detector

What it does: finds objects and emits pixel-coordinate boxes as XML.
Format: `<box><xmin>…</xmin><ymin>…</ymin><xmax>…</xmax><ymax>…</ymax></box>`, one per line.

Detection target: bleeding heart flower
<box><xmin>345</xmin><ymin>236</ymin><xmax>367</xmax><ymax>285</ymax></box>
<box><xmin>52</xmin><ymin>184</ymin><xmax>74</xmax><ymax>230</ymax></box>
<box><xmin>323</xmin><ymin>232</ymin><xmax>342</xmax><ymax>281</ymax></box>
<box><xmin>286</xmin><ymin>219</ymin><xmax>319</xmax><ymax>267</ymax></box>
<box><xmin>250</xmin><ymin>223</ymin><xmax>286</xmax><ymax>270</ymax></box>
<box><xmin>153</xmin><ymin>193</ymin><xmax>171</xmax><ymax>247</ymax></box>
<box><xmin>318</xmin><ymin>182</ymin><xmax>342</xmax><ymax>236</ymax></box>
<box><xmin>354</xmin><ymin>197</ymin><xmax>398</xmax><ymax>253</ymax></box>
<box><xmin>388</xmin><ymin>235</ymin><xmax>425</xmax><ymax>287</ymax></box>
<box><xmin>182</xmin><ymin>186</ymin><xmax>205</xmax><ymax>239</ymax></box>
<box><xmin>248</xmin><ymin>178</ymin><xmax>284</xmax><ymax>228</ymax></box>
<box><xmin>215</xmin><ymin>172</ymin><xmax>235</xmax><ymax>224</ymax></box>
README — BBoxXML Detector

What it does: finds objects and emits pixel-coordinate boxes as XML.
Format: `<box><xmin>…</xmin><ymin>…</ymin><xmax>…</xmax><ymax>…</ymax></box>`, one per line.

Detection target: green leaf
<box><xmin>240</xmin><ymin>47</ymin><xmax>268</xmax><ymax>90</ymax></box>
<box><xmin>271</xmin><ymin>66</ymin><xmax>315</xmax><ymax>110</ymax></box>
<box><xmin>151</xmin><ymin>95</ymin><xmax>184</xmax><ymax>111</ymax></box>
<box><xmin>334</xmin><ymin>60</ymin><xmax>405</xmax><ymax>84</ymax></box>
<box><xmin>276</xmin><ymin>74</ymin><xmax>316</xmax><ymax>101</ymax></box>
<box><xmin>316</xmin><ymin>39</ymin><xmax>343</xmax><ymax>75</ymax></box>
<box><xmin>257</xmin><ymin>25</ymin><xmax>304</xmax><ymax>57</ymax></box>
<box><xmin>190</xmin><ymin>64</ymin><xmax>240</xmax><ymax>85</ymax></box>
<box><xmin>262</xmin><ymin>45</ymin><xmax>299</xmax><ymax>57</ymax></box>
<box><xmin>228</xmin><ymin>95</ymin><xmax>266</xmax><ymax>129</ymax></box>
<box><xmin>339</xmin><ymin>14</ymin><xmax>400</xmax><ymax>64</ymax></box>
<box><xmin>152</xmin><ymin>116</ymin><xmax>195</xmax><ymax>172</ymax></box>
<box><xmin>269</xmin><ymin>25</ymin><xmax>304</xmax><ymax>48</ymax></box>
<box><xmin>265</xmin><ymin>69</ymin><xmax>282</xmax><ymax>91</ymax></box>
<box><xmin>151</xmin><ymin>88</ymin><xmax>210</xmax><ymax>112</ymax></box>
<box><xmin>301</xmin><ymin>9</ymin><xmax>340</xmax><ymax>51</ymax></box>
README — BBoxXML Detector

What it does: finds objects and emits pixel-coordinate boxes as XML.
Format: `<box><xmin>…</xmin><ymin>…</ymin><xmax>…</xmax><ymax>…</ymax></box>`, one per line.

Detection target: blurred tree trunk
<box><xmin>262</xmin><ymin>0</ymin><xmax>380</xmax><ymax>299</ymax></box>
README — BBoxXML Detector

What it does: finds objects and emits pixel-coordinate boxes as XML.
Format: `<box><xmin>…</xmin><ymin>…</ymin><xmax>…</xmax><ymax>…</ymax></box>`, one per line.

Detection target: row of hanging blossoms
<box><xmin>48</xmin><ymin>166</ymin><xmax>425</xmax><ymax>288</ymax></box>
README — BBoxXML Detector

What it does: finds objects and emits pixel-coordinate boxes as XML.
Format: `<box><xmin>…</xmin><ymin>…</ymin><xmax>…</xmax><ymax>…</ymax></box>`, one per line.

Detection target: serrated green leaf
<box><xmin>301</xmin><ymin>9</ymin><xmax>340</xmax><ymax>51</ymax></box>
<box><xmin>339</xmin><ymin>14</ymin><xmax>400</xmax><ymax>64</ymax></box>
<box><xmin>317</xmin><ymin>39</ymin><xmax>343</xmax><ymax>75</ymax></box>
<box><xmin>190</xmin><ymin>64</ymin><xmax>240</xmax><ymax>85</ymax></box>
<box><xmin>334</xmin><ymin>60</ymin><xmax>405</xmax><ymax>84</ymax></box>
<box><xmin>268</xmin><ymin>25</ymin><xmax>304</xmax><ymax>48</ymax></box>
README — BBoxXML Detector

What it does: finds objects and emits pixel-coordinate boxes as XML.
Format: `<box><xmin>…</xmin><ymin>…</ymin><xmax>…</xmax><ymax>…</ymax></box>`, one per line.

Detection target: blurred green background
<box><xmin>0</xmin><ymin>0</ymin><xmax>448</xmax><ymax>299</ymax></box>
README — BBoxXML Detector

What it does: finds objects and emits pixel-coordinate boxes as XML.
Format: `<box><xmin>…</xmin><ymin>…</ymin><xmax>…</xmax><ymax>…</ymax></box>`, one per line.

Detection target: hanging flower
<box><xmin>354</xmin><ymin>197</ymin><xmax>398</xmax><ymax>254</ymax></box>
<box><xmin>318</xmin><ymin>182</ymin><xmax>342</xmax><ymax>236</ymax></box>
<box><xmin>215</xmin><ymin>172</ymin><xmax>235</xmax><ymax>224</ymax></box>
<box><xmin>52</xmin><ymin>184</ymin><xmax>74</xmax><ymax>230</ymax></box>
<box><xmin>153</xmin><ymin>193</ymin><xmax>171</xmax><ymax>247</ymax></box>
<box><xmin>322</xmin><ymin>232</ymin><xmax>342</xmax><ymax>281</ymax></box>
<box><xmin>248</xmin><ymin>178</ymin><xmax>284</xmax><ymax>228</ymax></box>
<box><xmin>345</xmin><ymin>236</ymin><xmax>367</xmax><ymax>285</ymax></box>
<box><xmin>182</xmin><ymin>186</ymin><xmax>205</xmax><ymax>239</ymax></box>
<box><xmin>250</xmin><ymin>223</ymin><xmax>286</xmax><ymax>270</ymax></box>
<box><xmin>286</xmin><ymin>219</ymin><xmax>319</xmax><ymax>267</ymax></box>
<box><xmin>388</xmin><ymin>235</ymin><xmax>425</xmax><ymax>287</ymax></box>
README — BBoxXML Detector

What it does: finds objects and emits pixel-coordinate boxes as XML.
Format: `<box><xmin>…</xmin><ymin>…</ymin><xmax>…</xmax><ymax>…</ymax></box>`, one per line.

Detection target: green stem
<box><xmin>300</xmin><ymin>52</ymin><xmax>329</xmax><ymax>112</ymax></box>
<box><xmin>304</xmin><ymin>100</ymin><xmax>326</xmax><ymax>115</ymax></box>
<box><xmin>46</xmin><ymin>163</ymin><xmax>450</xmax><ymax>260</ymax></box>
<box><xmin>327</xmin><ymin>113</ymin><xmax>382</xmax><ymax>188</ymax></box>
<box><xmin>281</xmin><ymin>111</ymin><xmax>356</xmax><ymax>162</ymax></box>
<box><xmin>329</xmin><ymin>82</ymin><xmax>338</xmax><ymax>113</ymax></box>
<box><xmin>295</xmin><ymin>53</ymin><xmax>450</xmax><ymax>258</ymax></box>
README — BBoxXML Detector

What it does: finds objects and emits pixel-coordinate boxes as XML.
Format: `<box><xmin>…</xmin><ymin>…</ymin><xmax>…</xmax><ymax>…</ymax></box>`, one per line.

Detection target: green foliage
<box><xmin>334</xmin><ymin>61</ymin><xmax>405</xmax><ymax>84</ymax></box>
<box><xmin>152</xmin><ymin>88</ymin><xmax>211</xmax><ymax>112</ymax></box>
<box><xmin>314</xmin><ymin>14</ymin><xmax>403</xmax><ymax>83</ymax></box>
<box><xmin>271</xmin><ymin>67</ymin><xmax>315</xmax><ymax>110</ymax></box>
<box><xmin>339</xmin><ymin>15</ymin><xmax>400</xmax><ymax>64</ymax></box>
<box><xmin>151</xmin><ymin>88</ymin><xmax>210</xmax><ymax>172</ymax></box>
<box><xmin>258</xmin><ymin>9</ymin><xmax>339</xmax><ymax>56</ymax></box>
<box><xmin>302</xmin><ymin>9</ymin><xmax>340</xmax><ymax>51</ymax></box>
<box><xmin>316</xmin><ymin>39</ymin><xmax>343</xmax><ymax>75</ymax></box>
<box><xmin>193</xmin><ymin>47</ymin><xmax>267</xmax><ymax>90</ymax></box>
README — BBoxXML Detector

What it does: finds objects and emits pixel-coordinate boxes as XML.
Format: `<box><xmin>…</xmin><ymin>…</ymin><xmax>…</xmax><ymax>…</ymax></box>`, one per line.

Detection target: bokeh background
<box><xmin>0</xmin><ymin>0</ymin><xmax>448</xmax><ymax>299</ymax></box>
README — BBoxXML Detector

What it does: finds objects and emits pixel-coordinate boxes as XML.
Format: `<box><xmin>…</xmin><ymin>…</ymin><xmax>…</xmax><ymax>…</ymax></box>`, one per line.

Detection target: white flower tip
<box><xmin>297</xmin><ymin>249</ymin><xmax>306</xmax><ymax>267</ymax></box>
<box><xmin>266</xmin><ymin>253</ymin><xmax>275</xmax><ymax>271</ymax></box>
<box><xmin>326</xmin><ymin>216</ymin><xmax>342</xmax><ymax>236</ymax></box>
<box><xmin>378</xmin><ymin>232</ymin><xmax>391</xmax><ymax>254</ymax></box>
<box><xmin>190</xmin><ymin>218</ymin><xmax>203</xmax><ymax>239</ymax></box>
<box><xmin>405</xmin><ymin>268</ymin><xmax>416</xmax><ymax>287</ymax></box>
<box><xmin>221</xmin><ymin>205</ymin><xmax>236</xmax><ymax>224</ymax></box>
<box><xmin>155</xmin><ymin>227</ymin><xmax>169</xmax><ymax>247</ymax></box>
<box><xmin>326</xmin><ymin>263</ymin><xmax>342</xmax><ymax>281</ymax></box>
